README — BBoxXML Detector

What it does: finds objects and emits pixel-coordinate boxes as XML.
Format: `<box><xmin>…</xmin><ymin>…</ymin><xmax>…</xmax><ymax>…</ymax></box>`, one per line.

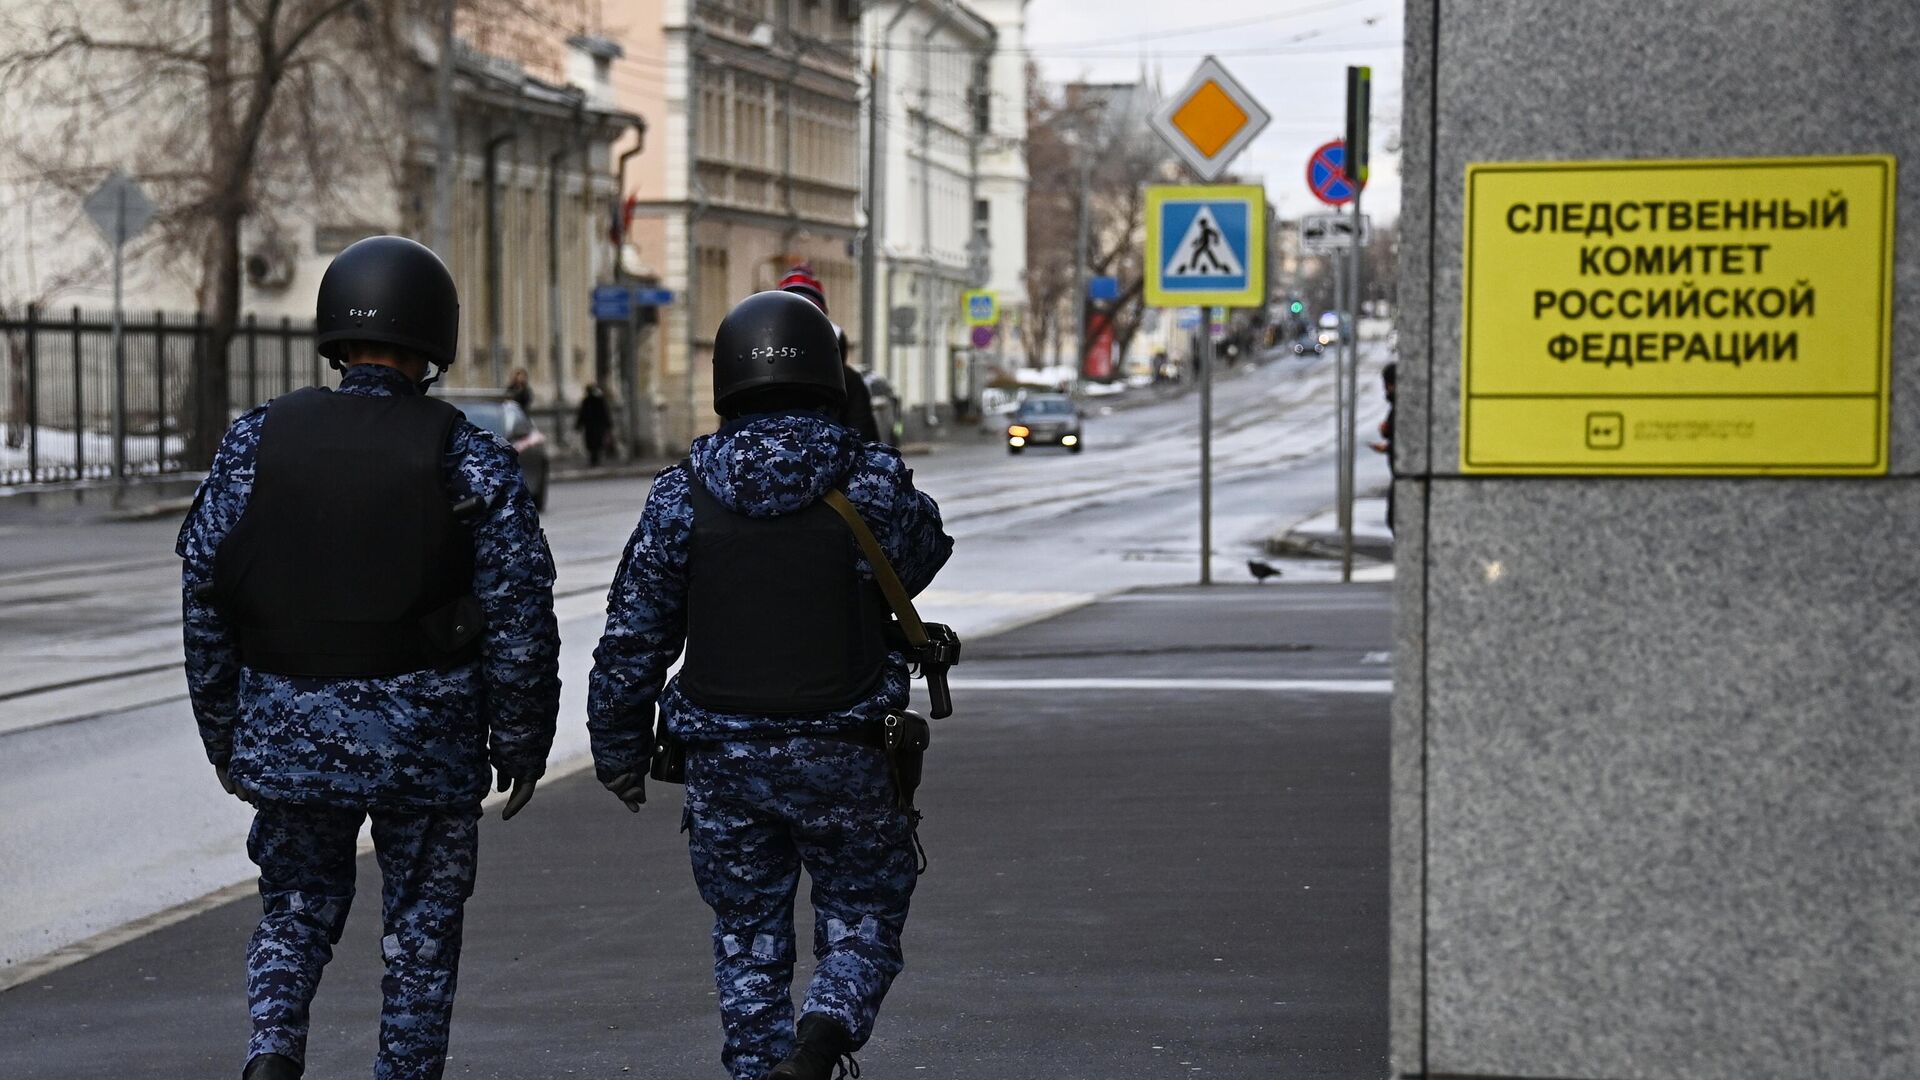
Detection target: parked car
<box><xmin>1006</xmin><ymin>394</ymin><xmax>1083</xmax><ymax>455</ymax></box>
<box><xmin>438</xmin><ymin>390</ymin><xmax>551</xmax><ymax>510</ymax></box>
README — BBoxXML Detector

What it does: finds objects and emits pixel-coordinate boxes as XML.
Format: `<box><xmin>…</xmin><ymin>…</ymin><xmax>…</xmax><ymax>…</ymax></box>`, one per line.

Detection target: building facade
<box><xmin>0</xmin><ymin>8</ymin><xmax>631</xmax><ymax>445</ymax></box>
<box><xmin>965</xmin><ymin>0</ymin><xmax>1030</xmax><ymax>378</ymax></box>
<box><xmin>863</xmin><ymin>0</ymin><xmax>995</xmax><ymax>435</ymax></box>
<box><xmin>606</xmin><ymin>0</ymin><xmax>866</xmax><ymax>451</ymax></box>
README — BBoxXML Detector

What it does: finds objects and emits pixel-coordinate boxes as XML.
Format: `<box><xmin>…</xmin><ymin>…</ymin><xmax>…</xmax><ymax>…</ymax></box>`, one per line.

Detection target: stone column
<box><xmin>1393</xmin><ymin>3</ymin><xmax>1919</xmax><ymax>1077</ymax></box>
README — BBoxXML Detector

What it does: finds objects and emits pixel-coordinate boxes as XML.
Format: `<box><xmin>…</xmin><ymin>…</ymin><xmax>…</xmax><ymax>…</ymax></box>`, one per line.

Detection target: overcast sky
<box><xmin>1025</xmin><ymin>0</ymin><xmax>1404</xmax><ymax>222</ymax></box>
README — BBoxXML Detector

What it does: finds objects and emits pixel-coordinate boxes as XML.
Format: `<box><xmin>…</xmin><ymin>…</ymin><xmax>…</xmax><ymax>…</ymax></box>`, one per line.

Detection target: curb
<box><xmin>1267</xmin><ymin>496</ymin><xmax>1395</xmax><ymax>564</ymax></box>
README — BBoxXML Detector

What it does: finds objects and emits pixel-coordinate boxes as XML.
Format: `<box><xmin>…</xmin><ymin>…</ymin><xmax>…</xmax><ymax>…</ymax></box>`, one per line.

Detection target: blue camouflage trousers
<box><xmin>245</xmin><ymin>802</ymin><xmax>480</xmax><ymax>1080</ymax></box>
<box><xmin>684</xmin><ymin>738</ymin><xmax>920</xmax><ymax>1080</ymax></box>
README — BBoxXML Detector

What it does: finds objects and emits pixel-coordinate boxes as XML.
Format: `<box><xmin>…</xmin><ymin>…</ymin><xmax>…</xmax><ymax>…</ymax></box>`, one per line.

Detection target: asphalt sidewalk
<box><xmin>0</xmin><ymin>583</ymin><xmax>1392</xmax><ymax>1079</ymax></box>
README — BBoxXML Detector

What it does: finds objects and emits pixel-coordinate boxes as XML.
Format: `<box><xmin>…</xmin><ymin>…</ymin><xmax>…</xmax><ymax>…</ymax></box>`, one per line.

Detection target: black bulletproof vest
<box><xmin>212</xmin><ymin>387</ymin><xmax>481</xmax><ymax>678</ymax></box>
<box><xmin>679</xmin><ymin>466</ymin><xmax>890</xmax><ymax>714</ymax></box>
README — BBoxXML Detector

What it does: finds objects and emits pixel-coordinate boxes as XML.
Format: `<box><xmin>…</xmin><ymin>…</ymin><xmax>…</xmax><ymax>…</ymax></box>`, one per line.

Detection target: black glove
<box><xmin>604</xmin><ymin>771</ymin><xmax>646</xmax><ymax>813</ymax></box>
<box><xmin>215</xmin><ymin>762</ymin><xmax>253</xmax><ymax>804</ymax></box>
<box><xmin>496</xmin><ymin>770</ymin><xmax>538</xmax><ymax>821</ymax></box>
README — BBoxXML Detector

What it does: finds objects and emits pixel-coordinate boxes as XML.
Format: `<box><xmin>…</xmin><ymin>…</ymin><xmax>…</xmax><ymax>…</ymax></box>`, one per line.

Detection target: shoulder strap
<box><xmin>822</xmin><ymin>488</ymin><xmax>928</xmax><ymax>647</ymax></box>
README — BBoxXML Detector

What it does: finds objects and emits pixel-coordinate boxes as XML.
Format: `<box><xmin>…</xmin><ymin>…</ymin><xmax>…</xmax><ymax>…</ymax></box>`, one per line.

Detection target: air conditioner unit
<box><xmin>245</xmin><ymin>242</ymin><xmax>296</xmax><ymax>291</ymax></box>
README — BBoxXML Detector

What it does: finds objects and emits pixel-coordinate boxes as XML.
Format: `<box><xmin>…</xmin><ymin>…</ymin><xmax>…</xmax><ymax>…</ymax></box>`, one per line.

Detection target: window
<box><xmin>314</xmin><ymin>223</ymin><xmax>387</xmax><ymax>255</ymax></box>
<box><xmin>696</xmin><ymin>245</ymin><xmax>731</xmax><ymax>338</ymax></box>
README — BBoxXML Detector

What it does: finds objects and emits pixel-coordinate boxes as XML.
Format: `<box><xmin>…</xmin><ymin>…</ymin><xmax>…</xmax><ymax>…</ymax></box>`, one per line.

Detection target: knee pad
<box><xmin>719</xmin><ymin>930</ymin><xmax>795</xmax><ymax>966</ymax></box>
<box><xmin>261</xmin><ymin>888</ymin><xmax>353</xmax><ymax>945</ymax></box>
<box><xmin>818</xmin><ymin>914</ymin><xmax>900</xmax><ymax>959</ymax></box>
<box><xmin>381</xmin><ymin>926</ymin><xmax>459</xmax><ymax>983</ymax></box>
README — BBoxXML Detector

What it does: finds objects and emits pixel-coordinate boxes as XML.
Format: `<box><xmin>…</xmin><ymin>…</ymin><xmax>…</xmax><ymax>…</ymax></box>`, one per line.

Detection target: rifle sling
<box><xmin>821</xmin><ymin>489</ymin><xmax>929</xmax><ymax>647</ymax></box>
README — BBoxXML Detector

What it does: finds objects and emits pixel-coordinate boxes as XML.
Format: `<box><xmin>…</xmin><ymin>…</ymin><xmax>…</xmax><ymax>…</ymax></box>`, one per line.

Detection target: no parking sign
<box><xmin>1308</xmin><ymin>140</ymin><xmax>1365</xmax><ymax>206</ymax></box>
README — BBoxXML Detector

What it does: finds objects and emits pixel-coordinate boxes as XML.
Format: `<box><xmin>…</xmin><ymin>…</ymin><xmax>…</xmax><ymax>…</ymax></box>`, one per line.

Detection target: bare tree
<box><xmin>1021</xmin><ymin>64</ymin><xmax>1077</xmax><ymax>368</ymax></box>
<box><xmin>1024</xmin><ymin>72</ymin><xmax>1181</xmax><ymax>376</ymax></box>
<box><xmin>0</xmin><ymin>0</ymin><xmax>431</xmax><ymax>466</ymax></box>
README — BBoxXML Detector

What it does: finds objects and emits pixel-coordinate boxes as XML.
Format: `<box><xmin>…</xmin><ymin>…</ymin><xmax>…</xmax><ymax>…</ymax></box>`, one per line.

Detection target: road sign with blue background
<box><xmin>1308</xmin><ymin>140</ymin><xmax>1363</xmax><ymax>206</ymax></box>
<box><xmin>963</xmin><ymin>290</ymin><xmax>998</xmax><ymax>326</ymax></box>
<box><xmin>593</xmin><ymin>284</ymin><xmax>674</xmax><ymax>320</ymax></box>
<box><xmin>591</xmin><ymin>285</ymin><xmax>633</xmax><ymax>321</ymax></box>
<box><xmin>1145</xmin><ymin>185</ymin><xmax>1266</xmax><ymax>309</ymax></box>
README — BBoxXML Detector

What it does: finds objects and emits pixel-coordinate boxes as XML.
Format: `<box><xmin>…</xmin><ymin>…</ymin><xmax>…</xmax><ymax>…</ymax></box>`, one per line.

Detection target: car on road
<box><xmin>1293</xmin><ymin>327</ymin><xmax>1337</xmax><ymax>355</ymax></box>
<box><xmin>1006</xmin><ymin>394</ymin><xmax>1083</xmax><ymax>454</ymax></box>
<box><xmin>438</xmin><ymin>391</ymin><xmax>551</xmax><ymax>510</ymax></box>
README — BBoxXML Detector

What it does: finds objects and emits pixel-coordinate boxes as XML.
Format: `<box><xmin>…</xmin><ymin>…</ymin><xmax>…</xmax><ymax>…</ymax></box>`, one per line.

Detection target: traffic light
<box><xmin>1289</xmin><ymin>300</ymin><xmax>1304</xmax><ymax>314</ymax></box>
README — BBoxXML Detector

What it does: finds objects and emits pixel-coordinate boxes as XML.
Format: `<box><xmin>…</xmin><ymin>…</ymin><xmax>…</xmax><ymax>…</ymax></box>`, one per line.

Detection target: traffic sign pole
<box><xmin>112</xmin><ymin>185</ymin><xmax>127</xmax><ymax>481</ymax></box>
<box><xmin>1199</xmin><ymin>311</ymin><xmax>1213</xmax><ymax>586</ymax></box>
<box><xmin>83</xmin><ymin>173</ymin><xmax>155</xmax><ymax>483</ymax></box>
<box><xmin>1333</xmin><ymin>248</ymin><xmax>1349</xmax><ymax>578</ymax></box>
<box><xmin>1340</xmin><ymin>65</ymin><xmax>1372</xmax><ymax>583</ymax></box>
<box><xmin>1146</xmin><ymin>55</ymin><xmax>1270</xmax><ymax>585</ymax></box>
<box><xmin>1342</xmin><ymin>188</ymin><xmax>1362</xmax><ymax>582</ymax></box>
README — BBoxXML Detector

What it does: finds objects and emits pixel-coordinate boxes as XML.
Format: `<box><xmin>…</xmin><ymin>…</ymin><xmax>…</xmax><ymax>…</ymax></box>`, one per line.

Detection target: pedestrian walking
<box><xmin>177</xmin><ymin>235</ymin><xmax>561</xmax><ymax>1080</ymax></box>
<box><xmin>587</xmin><ymin>290</ymin><xmax>954</xmax><ymax>1080</ymax></box>
<box><xmin>777</xmin><ymin>264</ymin><xmax>881</xmax><ymax>443</ymax></box>
<box><xmin>1369</xmin><ymin>361</ymin><xmax>1397</xmax><ymax>532</ymax></box>
<box><xmin>506</xmin><ymin>368</ymin><xmax>533</xmax><ymax>413</ymax></box>
<box><xmin>576</xmin><ymin>383</ymin><xmax>613</xmax><ymax>466</ymax></box>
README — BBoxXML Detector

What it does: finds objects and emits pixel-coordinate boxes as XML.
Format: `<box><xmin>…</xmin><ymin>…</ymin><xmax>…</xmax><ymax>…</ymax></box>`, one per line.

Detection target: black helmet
<box><xmin>712</xmin><ymin>291</ymin><xmax>845</xmax><ymax>416</ymax></box>
<box><xmin>315</xmin><ymin>236</ymin><xmax>459</xmax><ymax>369</ymax></box>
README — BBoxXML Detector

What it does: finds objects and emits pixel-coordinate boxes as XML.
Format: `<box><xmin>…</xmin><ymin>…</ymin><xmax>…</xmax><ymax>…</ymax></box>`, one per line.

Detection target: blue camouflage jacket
<box><xmin>586</xmin><ymin>411</ymin><xmax>952</xmax><ymax>780</ymax></box>
<box><xmin>177</xmin><ymin>364</ymin><xmax>562</xmax><ymax>809</ymax></box>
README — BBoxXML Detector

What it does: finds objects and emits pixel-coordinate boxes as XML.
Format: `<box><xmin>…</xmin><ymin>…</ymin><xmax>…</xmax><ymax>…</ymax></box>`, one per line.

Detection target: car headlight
<box><xmin>1008</xmin><ymin>424</ymin><xmax>1031</xmax><ymax>438</ymax></box>
<box><xmin>1061</xmin><ymin>434</ymin><xmax>1078</xmax><ymax>446</ymax></box>
<box><xmin>1009</xmin><ymin>436</ymin><xmax>1026</xmax><ymax>447</ymax></box>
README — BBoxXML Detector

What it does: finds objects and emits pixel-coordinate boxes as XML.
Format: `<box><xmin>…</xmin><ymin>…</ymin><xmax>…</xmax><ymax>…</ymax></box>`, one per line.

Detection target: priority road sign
<box><xmin>1307</xmin><ymin>141</ymin><xmax>1363</xmax><ymax>206</ymax></box>
<box><xmin>1145</xmin><ymin>185</ymin><xmax>1266</xmax><ymax>309</ymax></box>
<box><xmin>1149</xmin><ymin>57</ymin><xmax>1271</xmax><ymax>182</ymax></box>
<box><xmin>963</xmin><ymin>290</ymin><xmax>997</xmax><ymax>326</ymax></box>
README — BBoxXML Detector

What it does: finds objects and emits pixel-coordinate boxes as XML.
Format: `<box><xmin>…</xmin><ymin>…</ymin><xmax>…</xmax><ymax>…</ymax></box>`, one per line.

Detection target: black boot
<box><xmin>241</xmin><ymin>1053</ymin><xmax>302</xmax><ymax>1080</ymax></box>
<box><xmin>766</xmin><ymin>1013</ymin><xmax>859</xmax><ymax>1080</ymax></box>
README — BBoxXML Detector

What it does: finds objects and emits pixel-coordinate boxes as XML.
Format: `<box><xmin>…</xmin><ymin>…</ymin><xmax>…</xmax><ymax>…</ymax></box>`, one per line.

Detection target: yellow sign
<box><xmin>962</xmin><ymin>290</ymin><xmax>997</xmax><ymax>326</ymax></box>
<box><xmin>1148</xmin><ymin>57</ymin><xmax>1271</xmax><ymax>182</ymax></box>
<box><xmin>1144</xmin><ymin>185</ymin><xmax>1265</xmax><ymax>309</ymax></box>
<box><xmin>1462</xmin><ymin>155</ymin><xmax>1895</xmax><ymax>475</ymax></box>
<box><xmin>1171</xmin><ymin>81</ymin><xmax>1249</xmax><ymax>159</ymax></box>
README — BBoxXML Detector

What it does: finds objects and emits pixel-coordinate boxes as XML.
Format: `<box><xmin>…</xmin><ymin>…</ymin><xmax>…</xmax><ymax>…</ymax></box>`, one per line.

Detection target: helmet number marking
<box><xmin>749</xmin><ymin>346</ymin><xmax>804</xmax><ymax>364</ymax></box>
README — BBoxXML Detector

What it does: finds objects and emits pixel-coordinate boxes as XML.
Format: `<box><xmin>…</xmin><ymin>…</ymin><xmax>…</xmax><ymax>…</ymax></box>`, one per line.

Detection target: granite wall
<box><xmin>1393</xmin><ymin>2</ymin><xmax>1920</xmax><ymax>1077</ymax></box>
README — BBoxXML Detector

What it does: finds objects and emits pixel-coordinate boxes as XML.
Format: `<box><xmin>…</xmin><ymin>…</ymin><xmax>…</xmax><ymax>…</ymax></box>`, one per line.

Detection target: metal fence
<box><xmin>0</xmin><ymin>307</ymin><xmax>325</xmax><ymax>486</ymax></box>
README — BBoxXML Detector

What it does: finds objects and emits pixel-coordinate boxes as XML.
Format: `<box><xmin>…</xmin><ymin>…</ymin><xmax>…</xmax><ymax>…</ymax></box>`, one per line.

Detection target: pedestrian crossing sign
<box><xmin>1145</xmin><ymin>185</ymin><xmax>1265</xmax><ymax>309</ymax></box>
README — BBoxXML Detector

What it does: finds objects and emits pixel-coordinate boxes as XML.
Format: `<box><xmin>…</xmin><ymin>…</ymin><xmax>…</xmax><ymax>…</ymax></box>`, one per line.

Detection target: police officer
<box><xmin>777</xmin><ymin>265</ymin><xmax>880</xmax><ymax>443</ymax></box>
<box><xmin>177</xmin><ymin>235</ymin><xmax>562</xmax><ymax>1080</ymax></box>
<box><xmin>587</xmin><ymin>290</ymin><xmax>953</xmax><ymax>1080</ymax></box>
